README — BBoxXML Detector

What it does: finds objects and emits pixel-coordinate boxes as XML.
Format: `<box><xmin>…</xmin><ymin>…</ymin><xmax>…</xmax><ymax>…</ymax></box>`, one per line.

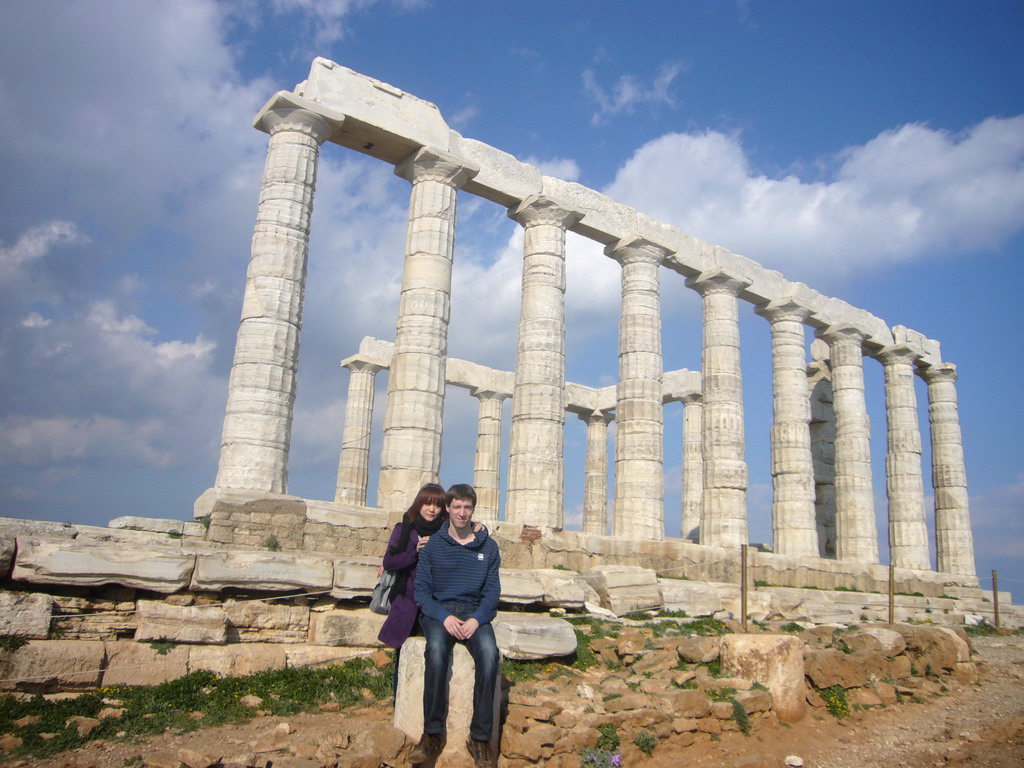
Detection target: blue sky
<box><xmin>1</xmin><ymin>1</ymin><xmax>1022</xmax><ymax>603</ymax></box>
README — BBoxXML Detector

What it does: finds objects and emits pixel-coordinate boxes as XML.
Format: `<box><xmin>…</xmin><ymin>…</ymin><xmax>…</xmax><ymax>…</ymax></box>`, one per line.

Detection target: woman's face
<box><xmin>419</xmin><ymin>500</ymin><xmax>443</xmax><ymax>522</ymax></box>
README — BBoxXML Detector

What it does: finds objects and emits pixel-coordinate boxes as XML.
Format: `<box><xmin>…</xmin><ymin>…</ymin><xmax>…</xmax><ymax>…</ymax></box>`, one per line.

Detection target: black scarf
<box><xmin>388</xmin><ymin>514</ymin><xmax>445</xmax><ymax>597</ymax></box>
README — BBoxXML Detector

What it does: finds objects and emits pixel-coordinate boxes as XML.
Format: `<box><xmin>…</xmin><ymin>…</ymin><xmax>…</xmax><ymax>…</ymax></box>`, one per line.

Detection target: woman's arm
<box><xmin>382</xmin><ymin>524</ymin><xmax>419</xmax><ymax>571</ymax></box>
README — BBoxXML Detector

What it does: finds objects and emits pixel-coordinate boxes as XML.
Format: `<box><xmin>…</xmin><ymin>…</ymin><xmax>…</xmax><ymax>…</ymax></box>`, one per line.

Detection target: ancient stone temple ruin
<box><xmin>202</xmin><ymin>58</ymin><xmax>975</xmax><ymax>586</ymax></box>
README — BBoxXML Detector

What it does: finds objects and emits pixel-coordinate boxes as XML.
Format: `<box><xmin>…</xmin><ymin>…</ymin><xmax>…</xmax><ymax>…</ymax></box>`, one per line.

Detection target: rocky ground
<box><xmin>5</xmin><ymin>633</ymin><xmax>1023</xmax><ymax>768</ymax></box>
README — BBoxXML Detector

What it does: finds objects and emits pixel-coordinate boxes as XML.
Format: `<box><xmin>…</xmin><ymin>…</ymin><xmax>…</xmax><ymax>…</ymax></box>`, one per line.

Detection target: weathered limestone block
<box><xmin>581</xmin><ymin>566</ymin><xmax>662</xmax><ymax>615</ymax></box>
<box><xmin>189</xmin><ymin>644</ymin><xmax>287</xmax><ymax>677</ymax></box>
<box><xmin>891</xmin><ymin>625</ymin><xmax>964</xmax><ymax>672</ymax></box>
<box><xmin>499</xmin><ymin>569</ymin><xmax>545</xmax><ymax>604</ymax></box>
<box><xmin>394</xmin><ymin>637</ymin><xmax>502</xmax><ymax>759</ymax></box>
<box><xmin>721</xmin><ymin>634</ymin><xmax>806</xmax><ymax>723</ymax></box>
<box><xmin>283</xmin><ymin>645</ymin><xmax>374</xmax><ymax>669</ymax></box>
<box><xmin>659</xmin><ymin>579</ymin><xmax>723</xmax><ymax>616</ymax></box>
<box><xmin>134</xmin><ymin>600</ymin><xmax>228</xmax><ymax>645</ymax></box>
<box><xmin>0</xmin><ymin>591</ymin><xmax>53</xmax><ymax>639</ymax></box>
<box><xmin>734</xmin><ymin>688</ymin><xmax>773</xmax><ymax>714</ymax></box>
<box><xmin>663</xmin><ymin>689</ymin><xmax>713</xmax><ymax>718</ymax></box>
<box><xmin>933</xmin><ymin>626</ymin><xmax>972</xmax><ymax>662</ymax></box>
<box><xmin>803</xmin><ymin>648</ymin><xmax>871</xmax><ymax>689</ymax></box>
<box><xmin>224</xmin><ymin>600</ymin><xmax>310</xmax><ymax>643</ymax></box>
<box><xmin>0</xmin><ymin>537</ymin><xmax>14</xmax><ymax>575</ymax></box>
<box><xmin>309</xmin><ymin>609</ymin><xmax>385</xmax><ymax>646</ymax></box>
<box><xmin>102</xmin><ymin>641</ymin><xmax>189</xmax><ymax>687</ymax></box>
<box><xmin>493</xmin><ymin>615</ymin><xmax>577</xmax><ymax>660</ymax></box>
<box><xmin>330</xmin><ymin>555</ymin><xmax>380</xmax><ymax>599</ymax></box>
<box><xmin>844</xmin><ymin>627</ymin><xmax>906</xmax><ymax>657</ymax></box>
<box><xmin>676</xmin><ymin>636</ymin><xmax>721</xmax><ymax>663</ymax></box>
<box><xmin>534</xmin><ymin>570</ymin><xmax>593</xmax><ymax>608</ymax></box>
<box><xmin>768</xmin><ymin>589</ymin><xmax>861</xmax><ymax>624</ymax></box>
<box><xmin>12</xmin><ymin>537</ymin><xmax>195</xmax><ymax>593</ymax></box>
<box><xmin>192</xmin><ymin>551</ymin><xmax>333</xmax><ymax>592</ymax></box>
<box><xmin>0</xmin><ymin>640</ymin><xmax>105</xmax><ymax>692</ymax></box>
<box><xmin>108</xmin><ymin>516</ymin><xmax>187</xmax><ymax>535</ymax></box>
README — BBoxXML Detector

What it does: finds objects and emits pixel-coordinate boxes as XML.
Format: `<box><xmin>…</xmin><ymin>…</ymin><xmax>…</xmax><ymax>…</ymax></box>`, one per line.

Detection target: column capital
<box><xmin>875</xmin><ymin>344</ymin><xmax>922</xmax><ymax>367</ymax></box>
<box><xmin>395</xmin><ymin>146</ymin><xmax>479</xmax><ymax>188</ymax></box>
<box><xmin>920</xmin><ymin>361</ymin><xmax>958</xmax><ymax>384</ymax></box>
<box><xmin>577</xmin><ymin>409</ymin><xmax>614</xmax><ymax>426</ymax></box>
<box><xmin>755</xmin><ymin>297</ymin><xmax>812</xmax><ymax>324</ymax></box>
<box><xmin>819</xmin><ymin>323</ymin><xmax>869</xmax><ymax>347</ymax></box>
<box><xmin>470</xmin><ymin>388</ymin><xmax>510</xmax><ymax>403</ymax></box>
<box><xmin>604</xmin><ymin>235</ymin><xmax>672</xmax><ymax>266</ymax></box>
<box><xmin>508</xmin><ymin>195</ymin><xmax>583</xmax><ymax>230</ymax></box>
<box><xmin>685</xmin><ymin>267</ymin><xmax>752</xmax><ymax>297</ymax></box>
<box><xmin>258</xmin><ymin>107</ymin><xmax>333</xmax><ymax>145</ymax></box>
<box><xmin>340</xmin><ymin>357</ymin><xmax>384</xmax><ymax>375</ymax></box>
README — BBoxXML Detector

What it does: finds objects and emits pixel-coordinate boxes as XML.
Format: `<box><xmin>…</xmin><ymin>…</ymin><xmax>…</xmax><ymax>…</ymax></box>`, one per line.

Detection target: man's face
<box><xmin>449</xmin><ymin>498</ymin><xmax>475</xmax><ymax>529</ymax></box>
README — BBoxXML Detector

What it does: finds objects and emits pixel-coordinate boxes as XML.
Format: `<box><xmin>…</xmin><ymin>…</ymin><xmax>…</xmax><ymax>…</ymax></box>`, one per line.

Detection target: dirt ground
<box><xmin>8</xmin><ymin>633</ymin><xmax>1024</xmax><ymax>768</ymax></box>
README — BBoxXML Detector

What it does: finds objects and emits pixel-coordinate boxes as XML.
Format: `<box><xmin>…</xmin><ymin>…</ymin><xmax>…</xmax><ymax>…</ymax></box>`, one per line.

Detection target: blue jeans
<box><xmin>419</xmin><ymin>603</ymin><xmax>499</xmax><ymax>742</ymax></box>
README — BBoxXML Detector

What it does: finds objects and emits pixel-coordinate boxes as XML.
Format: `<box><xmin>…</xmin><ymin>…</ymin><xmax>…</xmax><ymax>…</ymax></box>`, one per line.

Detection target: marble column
<box><xmin>819</xmin><ymin>325</ymin><xmax>879</xmax><ymax>564</ymax></box>
<box><xmin>377</xmin><ymin>148</ymin><xmax>478</xmax><ymax>511</ymax></box>
<box><xmin>472</xmin><ymin>389</ymin><xmax>508</xmax><ymax>524</ymax></box>
<box><xmin>686</xmin><ymin>268</ymin><xmax>752</xmax><ymax>549</ymax></box>
<box><xmin>580</xmin><ymin>410</ymin><xmax>613</xmax><ymax>535</ymax></box>
<box><xmin>335</xmin><ymin>359</ymin><xmax>382</xmax><ymax>506</ymax></box>
<box><xmin>215</xmin><ymin>107</ymin><xmax>331</xmax><ymax>492</ymax></box>
<box><xmin>505</xmin><ymin>196</ymin><xmax>582</xmax><ymax>527</ymax></box>
<box><xmin>679</xmin><ymin>393</ymin><xmax>704</xmax><ymax>543</ymax></box>
<box><xmin>921</xmin><ymin>363</ymin><xmax>976</xmax><ymax>576</ymax></box>
<box><xmin>756</xmin><ymin>299</ymin><xmax>818</xmax><ymax>558</ymax></box>
<box><xmin>877</xmin><ymin>345</ymin><xmax>931</xmax><ymax>570</ymax></box>
<box><xmin>807</xmin><ymin>354</ymin><xmax>837</xmax><ymax>558</ymax></box>
<box><xmin>607</xmin><ymin>236</ymin><xmax>670</xmax><ymax>540</ymax></box>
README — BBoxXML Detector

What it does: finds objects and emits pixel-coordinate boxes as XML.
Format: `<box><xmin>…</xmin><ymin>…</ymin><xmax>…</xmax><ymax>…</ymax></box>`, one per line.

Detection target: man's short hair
<box><xmin>446</xmin><ymin>483</ymin><xmax>477</xmax><ymax>508</ymax></box>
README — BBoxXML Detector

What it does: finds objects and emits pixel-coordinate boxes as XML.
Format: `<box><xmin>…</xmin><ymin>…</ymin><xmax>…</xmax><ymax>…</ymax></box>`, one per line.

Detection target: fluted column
<box><xmin>580</xmin><ymin>410</ymin><xmax>613</xmax><ymax>535</ymax></box>
<box><xmin>921</xmin><ymin>363</ymin><xmax>976</xmax><ymax>576</ymax></box>
<box><xmin>819</xmin><ymin>324</ymin><xmax>878</xmax><ymax>564</ymax></box>
<box><xmin>215</xmin><ymin>107</ymin><xmax>331</xmax><ymax>492</ymax></box>
<box><xmin>807</xmin><ymin>354</ymin><xmax>837</xmax><ymax>558</ymax></box>
<box><xmin>679</xmin><ymin>393</ymin><xmax>704</xmax><ymax>543</ymax></box>
<box><xmin>505</xmin><ymin>196</ymin><xmax>582</xmax><ymax>527</ymax></box>
<box><xmin>377</xmin><ymin>148</ymin><xmax>478</xmax><ymax>511</ymax></box>
<box><xmin>686</xmin><ymin>268</ymin><xmax>752</xmax><ymax>549</ymax></box>
<box><xmin>607</xmin><ymin>236</ymin><xmax>670</xmax><ymax>540</ymax></box>
<box><xmin>756</xmin><ymin>299</ymin><xmax>818</xmax><ymax>558</ymax></box>
<box><xmin>335</xmin><ymin>359</ymin><xmax>382</xmax><ymax>506</ymax></box>
<box><xmin>877</xmin><ymin>345</ymin><xmax>931</xmax><ymax>570</ymax></box>
<box><xmin>472</xmin><ymin>389</ymin><xmax>508</xmax><ymax>524</ymax></box>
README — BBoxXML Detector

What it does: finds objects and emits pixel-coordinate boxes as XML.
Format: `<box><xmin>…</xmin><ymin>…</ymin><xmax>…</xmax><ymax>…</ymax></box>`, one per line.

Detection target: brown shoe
<box><xmin>466</xmin><ymin>737</ymin><xmax>494</xmax><ymax>768</ymax></box>
<box><xmin>410</xmin><ymin>732</ymin><xmax>445</xmax><ymax>763</ymax></box>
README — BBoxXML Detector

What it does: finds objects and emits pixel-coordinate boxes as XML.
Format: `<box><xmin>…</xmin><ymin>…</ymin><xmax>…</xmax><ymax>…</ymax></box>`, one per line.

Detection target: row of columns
<box><xmin>216</xmin><ymin>106</ymin><xmax>976</xmax><ymax>578</ymax></box>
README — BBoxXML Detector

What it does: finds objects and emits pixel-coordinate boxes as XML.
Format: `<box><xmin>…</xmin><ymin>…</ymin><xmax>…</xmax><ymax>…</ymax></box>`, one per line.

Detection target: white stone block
<box><xmin>192</xmin><ymin>551</ymin><xmax>332</xmax><ymax>592</ymax></box>
<box><xmin>134</xmin><ymin>600</ymin><xmax>228</xmax><ymax>645</ymax></box>
<box><xmin>0</xmin><ymin>640</ymin><xmax>105</xmax><ymax>691</ymax></box>
<box><xmin>108</xmin><ymin>516</ymin><xmax>184</xmax><ymax>535</ymax></box>
<box><xmin>658</xmin><ymin>579</ymin><xmax>724</xmax><ymax>617</ymax></box>
<box><xmin>0</xmin><ymin>591</ymin><xmax>52</xmax><ymax>639</ymax></box>
<box><xmin>12</xmin><ymin>537</ymin><xmax>195</xmax><ymax>594</ymax></box>
<box><xmin>493</xmin><ymin>615</ymin><xmax>576</xmax><ymax>660</ymax></box>
<box><xmin>309</xmin><ymin>609</ymin><xmax>385</xmax><ymax>646</ymax></box>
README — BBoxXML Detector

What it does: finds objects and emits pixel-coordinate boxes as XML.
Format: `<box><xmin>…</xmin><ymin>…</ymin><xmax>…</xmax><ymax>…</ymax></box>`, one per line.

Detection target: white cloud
<box><xmin>522</xmin><ymin>155</ymin><xmax>581</xmax><ymax>182</ymax></box>
<box><xmin>0</xmin><ymin>221</ymin><xmax>86</xmax><ymax>282</ymax></box>
<box><xmin>582</xmin><ymin>62</ymin><xmax>684</xmax><ymax>125</ymax></box>
<box><xmin>603</xmin><ymin>116</ymin><xmax>1024</xmax><ymax>283</ymax></box>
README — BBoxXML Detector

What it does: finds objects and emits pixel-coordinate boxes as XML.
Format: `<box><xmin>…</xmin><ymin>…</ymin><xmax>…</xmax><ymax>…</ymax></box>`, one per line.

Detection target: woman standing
<box><xmin>377</xmin><ymin>483</ymin><xmax>448</xmax><ymax>659</ymax></box>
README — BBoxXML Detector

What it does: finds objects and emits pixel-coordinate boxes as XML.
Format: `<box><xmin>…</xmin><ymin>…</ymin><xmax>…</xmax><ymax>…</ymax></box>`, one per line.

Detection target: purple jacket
<box><xmin>376</xmin><ymin>523</ymin><xmax>421</xmax><ymax>649</ymax></box>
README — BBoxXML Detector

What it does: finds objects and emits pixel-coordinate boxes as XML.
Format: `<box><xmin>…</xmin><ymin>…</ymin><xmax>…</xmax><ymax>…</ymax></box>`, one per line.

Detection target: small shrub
<box><xmin>732</xmin><ymin>698</ymin><xmax>751</xmax><ymax>735</ymax></box>
<box><xmin>264</xmin><ymin>534</ymin><xmax>281</xmax><ymax>551</ymax></box>
<box><xmin>819</xmin><ymin>685</ymin><xmax>850</xmax><ymax>718</ymax></box>
<box><xmin>633</xmin><ymin>729</ymin><xmax>658</xmax><ymax>756</ymax></box>
<box><xmin>167</xmin><ymin>530</ymin><xmax>183</xmax><ymax>539</ymax></box>
<box><xmin>0</xmin><ymin>635</ymin><xmax>29</xmax><ymax>653</ymax></box>
<box><xmin>148</xmin><ymin>640</ymin><xmax>177</xmax><ymax>656</ymax></box>
<box><xmin>659</xmin><ymin>609</ymin><xmax>689</xmax><ymax>618</ymax></box>
<box><xmin>501</xmin><ymin>658</ymin><xmax>541</xmax><ymax>683</ymax></box>
<box><xmin>780</xmin><ymin>622</ymin><xmax>803</xmax><ymax>633</ymax></box>
<box><xmin>579</xmin><ymin>747</ymin><xmax>622</xmax><ymax>767</ymax></box>
<box><xmin>196</xmin><ymin>514</ymin><xmax>211</xmax><ymax>530</ymax></box>
<box><xmin>596</xmin><ymin>723</ymin><xmax>620</xmax><ymax>751</ymax></box>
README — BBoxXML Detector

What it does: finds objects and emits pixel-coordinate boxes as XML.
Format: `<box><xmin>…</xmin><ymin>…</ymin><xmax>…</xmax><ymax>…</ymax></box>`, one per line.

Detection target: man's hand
<box><xmin>442</xmin><ymin>615</ymin><xmax>465</xmax><ymax>638</ymax></box>
<box><xmin>460</xmin><ymin>617</ymin><xmax>480</xmax><ymax>639</ymax></box>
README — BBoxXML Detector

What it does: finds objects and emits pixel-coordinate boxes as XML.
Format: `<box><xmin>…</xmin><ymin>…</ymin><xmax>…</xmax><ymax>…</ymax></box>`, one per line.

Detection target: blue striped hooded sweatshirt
<box><xmin>414</xmin><ymin>521</ymin><xmax>501</xmax><ymax>626</ymax></box>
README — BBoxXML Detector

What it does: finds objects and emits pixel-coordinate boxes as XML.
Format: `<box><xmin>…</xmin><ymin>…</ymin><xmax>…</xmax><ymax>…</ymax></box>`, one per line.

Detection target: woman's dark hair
<box><xmin>403</xmin><ymin>483</ymin><xmax>448</xmax><ymax>524</ymax></box>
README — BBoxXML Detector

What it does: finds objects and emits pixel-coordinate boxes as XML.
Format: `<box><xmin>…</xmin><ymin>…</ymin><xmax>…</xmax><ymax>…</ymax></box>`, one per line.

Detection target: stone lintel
<box><xmin>893</xmin><ymin>325</ymin><xmax>942</xmax><ymax>367</ymax></box>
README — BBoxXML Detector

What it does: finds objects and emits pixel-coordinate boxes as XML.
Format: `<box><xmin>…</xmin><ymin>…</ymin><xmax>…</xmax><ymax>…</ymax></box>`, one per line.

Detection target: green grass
<box><xmin>0</xmin><ymin>657</ymin><xmax>391</xmax><ymax>760</ymax></box>
<box><xmin>819</xmin><ymin>685</ymin><xmax>850</xmax><ymax>718</ymax></box>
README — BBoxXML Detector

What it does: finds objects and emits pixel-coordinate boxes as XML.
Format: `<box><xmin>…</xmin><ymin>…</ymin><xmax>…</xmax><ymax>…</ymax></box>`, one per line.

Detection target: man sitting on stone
<box><xmin>411</xmin><ymin>483</ymin><xmax>501</xmax><ymax>768</ymax></box>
